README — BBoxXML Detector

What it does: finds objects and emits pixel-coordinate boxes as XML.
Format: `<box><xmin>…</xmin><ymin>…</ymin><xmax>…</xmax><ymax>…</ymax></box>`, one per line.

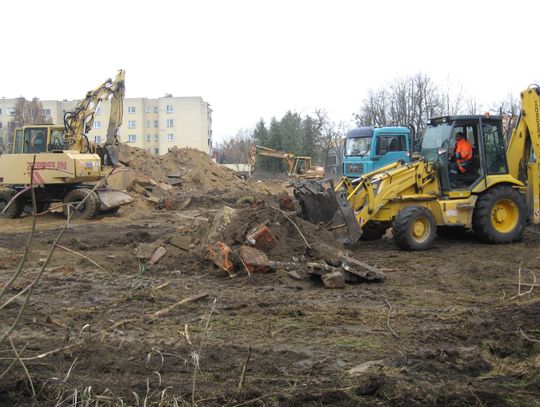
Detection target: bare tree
<box><xmin>3</xmin><ymin>97</ymin><xmax>52</xmax><ymax>152</ymax></box>
<box><xmin>355</xmin><ymin>73</ymin><xmax>446</xmax><ymax>135</ymax></box>
<box><xmin>214</xmin><ymin>129</ymin><xmax>253</xmax><ymax>164</ymax></box>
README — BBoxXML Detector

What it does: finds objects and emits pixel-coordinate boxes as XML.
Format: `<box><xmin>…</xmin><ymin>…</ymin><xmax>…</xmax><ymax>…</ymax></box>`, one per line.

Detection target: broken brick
<box><xmin>149</xmin><ymin>246</ymin><xmax>167</xmax><ymax>265</ymax></box>
<box><xmin>204</xmin><ymin>241</ymin><xmax>234</xmax><ymax>273</ymax></box>
<box><xmin>246</xmin><ymin>225</ymin><xmax>277</xmax><ymax>251</ymax></box>
<box><xmin>238</xmin><ymin>245</ymin><xmax>271</xmax><ymax>274</ymax></box>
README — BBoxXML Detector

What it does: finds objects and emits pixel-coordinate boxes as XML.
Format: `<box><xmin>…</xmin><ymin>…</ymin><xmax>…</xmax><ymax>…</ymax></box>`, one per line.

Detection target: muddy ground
<box><xmin>1</xmin><ymin>187</ymin><xmax>540</xmax><ymax>406</ymax></box>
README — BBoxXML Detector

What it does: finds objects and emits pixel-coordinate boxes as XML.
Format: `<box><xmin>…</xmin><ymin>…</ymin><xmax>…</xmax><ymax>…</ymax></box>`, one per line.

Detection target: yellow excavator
<box><xmin>296</xmin><ymin>85</ymin><xmax>540</xmax><ymax>250</ymax></box>
<box><xmin>0</xmin><ymin>70</ymin><xmax>132</xmax><ymax>219</ymax></box>
<box><xmin>249</xmin><ymin>145</ymin><xmax>325</xmax><ymax>179</ymax></box>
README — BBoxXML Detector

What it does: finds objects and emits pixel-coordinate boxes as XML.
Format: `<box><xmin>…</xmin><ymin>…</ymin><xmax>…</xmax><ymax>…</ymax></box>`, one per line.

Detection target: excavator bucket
<box><xmin>293</xmin><ymin>179</ymin><xmax>363</xmax><ymax>243</ymax></box>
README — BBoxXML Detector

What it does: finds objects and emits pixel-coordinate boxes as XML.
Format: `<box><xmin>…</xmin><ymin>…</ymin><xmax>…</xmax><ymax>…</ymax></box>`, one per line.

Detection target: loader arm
<box><xmin>333</xmin><ymin>160</ymin><xmax>438</xmax><ymax>239</ymax></box>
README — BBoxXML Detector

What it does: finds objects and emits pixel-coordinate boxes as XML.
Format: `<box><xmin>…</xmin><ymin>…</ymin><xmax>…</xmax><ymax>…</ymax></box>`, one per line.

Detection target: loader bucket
<box><xmin>96</xmin><ymin>188</ymin><xmax>133</xmax><ymax>211</ymax></box>
<box><xmin>293</xmin><ymin>180</ymin><xmax>363</xmax><ymax>244</ymax></box>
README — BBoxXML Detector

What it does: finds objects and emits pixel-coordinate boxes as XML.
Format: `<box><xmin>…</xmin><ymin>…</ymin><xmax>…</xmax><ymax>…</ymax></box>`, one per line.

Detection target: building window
<box><xmin>0</xmin><ymin>108</ymin><xmax>2</xmax><ymax>114</ymax></box>
<box><xmin>94</xmin><ymin>135</ymin><xmax>102</xmax><ymax>143</ymax></box>
<box><xmin>145</xmin><ymin>120</ymin><xmax>150</xmax><ymax>127</ymax></box>
<box><xmin>167</xmin><ymin>119</ymin><xmax>174</xmax><ymax>127</ymax></box>
<box><xmin>167</xmin><ymin>133</ymin><xmax>174</xmax><ymax>142</ymax></box>
<box><xmin>128</xmin><ymin>120</ymin><xmax>136</xmax><ymax>128</ymax></box>
<box><xmin>127</xmin><ymin>134</ymin><xmax>136</xmax><ymax>143</ymax></box>
<box><xmin>154</xmin><ymin>134</ymin><xmax>159</xmax><ymax>141</ymax></box>
<box><xmin>0</xmin><ymin>122</ymin><xmax>3</xmax><ymax>129</ymax></box>
<box><xmin>154</xmin><ymin>106</ymin><xmax>158</xmax><ymax>113</ymax></box>
<box><xmin>8</xmin><ymin>107</ymin><xmax>16</xmax><ymax>116</ymax></box>
<box><xmin>128</xmin><ymin>106</ymin><xmax>136</xmax><ymax>113</ymax></box>
<box><xmin>144</xmin><ymin>106</ymin><xmax>151</xmax><ymax>113</ymax></box>
<box><xmin>154</xmin><ymin>148</ymin><xmax>159</xmax><ymax>154</ymax></box>
<box><xmin>42</xmin><ymin>109</ymin><xmax>51</xmax><ymax>116</ymax></box>
<box><xmin>93</xmin><ymin>121</ymin><xmax>101</xmax><ymax>129</ymax></box>
<box><xmin>146</xmin><ymin>134</ymin><xmax>151</xmax><ymax>142</ymax></box>
<box><xmin>166</xmin><ymin>105</ymin><xmax>173</xmax><ymax>113</ymax></box>
<box><xmin>153</xmin><ymin>120</ymin><xmax>158</xmax><ymax>128</ymax></box>
<box><xmin>96</xmin><ymin>106</ymin><xmax>101</xmax><ymax>114</ymax></box>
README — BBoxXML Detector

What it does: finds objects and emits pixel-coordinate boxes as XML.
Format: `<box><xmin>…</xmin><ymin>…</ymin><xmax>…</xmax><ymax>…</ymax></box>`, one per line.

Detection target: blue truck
<box><xmin>342</xmin><ymin>126</ymin><xmax>416</xmax><ymax>178</ymax></box>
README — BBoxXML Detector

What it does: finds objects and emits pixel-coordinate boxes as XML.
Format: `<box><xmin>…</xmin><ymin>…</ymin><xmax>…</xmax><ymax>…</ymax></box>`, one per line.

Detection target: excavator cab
<box><xmin>12</xmin><ymin>125</ymin><xmax>67</xmax><ymax>154</ymax></box>
<box><xmin>421</xmin><ymin>115</ymin><xmax>507</xmax><ymax>191</ymax></box>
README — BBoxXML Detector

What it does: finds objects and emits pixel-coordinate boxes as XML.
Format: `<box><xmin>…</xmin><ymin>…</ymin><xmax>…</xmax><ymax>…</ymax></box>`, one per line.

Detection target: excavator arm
<box><xmin>63</xmin><ymin>69</ymin><xmax>125</xmax><ymax>165</ymax></box>
<box><xmin>507</xmin><ymin>85</ymin><xmax>540</xmax><ymax>223</ymax></box>
<box><xmin>249</xmin><ymin>145</ymin><xmax>296</xmax><ymax>175</ymax></box>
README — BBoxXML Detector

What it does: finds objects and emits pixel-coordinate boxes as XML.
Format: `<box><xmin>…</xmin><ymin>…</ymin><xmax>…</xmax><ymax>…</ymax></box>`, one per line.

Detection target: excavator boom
<box><xmin>64</xmin><ymin>69</ymin><xmax>125</xmax><ymax>165</ymax></box>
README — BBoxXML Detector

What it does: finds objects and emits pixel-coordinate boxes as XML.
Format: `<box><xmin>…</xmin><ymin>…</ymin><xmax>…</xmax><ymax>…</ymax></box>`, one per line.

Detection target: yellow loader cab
<box><xmin>295</xmin><ymin>86</ymin><xmax>540</xmax><ymax>250</ymax></box>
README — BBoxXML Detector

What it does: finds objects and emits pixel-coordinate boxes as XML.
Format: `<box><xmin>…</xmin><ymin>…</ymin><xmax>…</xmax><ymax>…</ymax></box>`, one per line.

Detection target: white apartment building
<box><xmin>0</xmin><ymin>96</ymin><xmax>212</xmax><ymax>155</ymax></box>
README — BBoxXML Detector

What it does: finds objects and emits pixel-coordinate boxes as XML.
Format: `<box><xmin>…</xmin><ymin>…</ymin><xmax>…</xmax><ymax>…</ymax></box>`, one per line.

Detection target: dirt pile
<box><xmin>115</xmin><ymin>143</ymin><xmax>244</xmax><ymax>191</ymax></box>
<box><xmin>107</xmin><ymin>143</ymin><xmax>287</xmax><ymax>214</ymax></box>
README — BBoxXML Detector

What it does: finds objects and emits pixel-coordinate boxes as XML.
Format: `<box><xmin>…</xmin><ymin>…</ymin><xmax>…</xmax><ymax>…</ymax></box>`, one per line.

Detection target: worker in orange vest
<box><xmin>451</xmin><ymin>132</ymin><xmax>473</xmax><ymax>172</ymax></box>
<box><xmin>449</xmin><ymin>132</ymin><xmax>474</xmax><ymax>187</ymax></box>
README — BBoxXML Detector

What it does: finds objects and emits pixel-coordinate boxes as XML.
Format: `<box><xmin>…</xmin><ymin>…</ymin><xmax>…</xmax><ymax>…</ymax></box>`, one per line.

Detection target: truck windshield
<box><xmin>420</xmin><ymin>123</ymin><xmax>452</xmax><ymax>162</ymax></box>
<box><xmin>345</xmin><ymin>137</ymin><xmax>372</xmax><ymax>157</ymax></box>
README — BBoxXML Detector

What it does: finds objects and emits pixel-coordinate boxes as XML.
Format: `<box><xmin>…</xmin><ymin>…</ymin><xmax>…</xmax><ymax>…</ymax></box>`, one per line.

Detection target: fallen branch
<box><xmin>0</xmin><ymin>167</ymin><xmax>120</xmax><ymax>346</ymax></box>
<box><xmin>20</xmin><ymin>318</ymin><xmax>138</xmax><ymax>361</ymax></box>
<box><xmin>520</xmin><ymin>329</ymin><xmax>540</xmax><ymax>343</ymax></box>
<box><xmin>56</xmin><ymin>244</ymin><xmax>110</xmax><ymax>276</ymax></box>
<box><xmin>384</xmin><ymin>299</ymin><xmax>399</xmax><ymax>339</ymax></box>
<box><xmin>237</xmin><ymin>346</ymin><xmax>252</xmax><ymax>396</ymax></box>
<box><xmin>147</xmin><ymin>293</ymin><xmax>209</xmax><ymax>321</ymax></box>
<box><xmin>0</xmin><ymin>156</ymin><xmax>38</xmax><ymax>302</ymax></box>
<box><xmin>154</xmin><ymin>281</ymin><xmax>171</xmax><ymax>291</ymax></box>
<box><xmin>9</xmin><ymin>337</ymin><xmax>35</xmax><ymax>397</ymax></box>
<box><xmin>509</xmin><ymin>267</ymin><xmax>536</xmax><ymax>300</ymax></box>
<box><xmin>270</xmin><ymin>205</ymin><xmax>311</xmax><ymax>249</ymax></box>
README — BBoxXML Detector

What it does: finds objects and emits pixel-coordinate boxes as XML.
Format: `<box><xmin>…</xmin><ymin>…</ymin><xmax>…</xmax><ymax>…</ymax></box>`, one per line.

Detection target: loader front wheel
<box><xmin>472</xmin><ymin>185</ymin><xmax>526</xmax><ymax>243</ymax></box>
<box><xmin>393</xmin><ymin>206</ymin><xmax>436</xmax><ymax>251</ymax></box>
<box><xmin>0</xmin><ymin>188</ymin><xmax>24</xmax><ymax>219</ymax></box>
<box><xmin>63</xmin><ymin>189</ymin><xmax>100</xmax><ymax>220</ymax></box>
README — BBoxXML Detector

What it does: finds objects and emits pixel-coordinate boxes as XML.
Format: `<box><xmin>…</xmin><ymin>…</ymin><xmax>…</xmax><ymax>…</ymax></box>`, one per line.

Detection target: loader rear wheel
<box><xmin>472</xmin><ymin>185</ymin><xmax>526</xmax><ymax>243</ymax></box>
<box><xmin>0</xmin><ymin>188</ymin><xmax>24</xmax><ymax>219</ymax></box>
<box><xmin>63</xmin><ymin>189</ymin><xmax>100</xmax><ymax>220</ymax></box>
<box><xmin>360</xmin><ymin>221</ymin><xmax>388</xmax><ymax>241</ymax></box>
<box><xmin>392</xmin><ymin>206</ymin><xmax>436</xmax><ymax>251</ymax></box>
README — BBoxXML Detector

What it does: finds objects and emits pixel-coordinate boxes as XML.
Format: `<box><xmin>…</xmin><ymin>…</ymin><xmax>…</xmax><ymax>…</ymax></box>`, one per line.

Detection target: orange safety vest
<box><xmin>455</xmin><ymin>139</ymin><xmax>473</xmax><ymax>173</ymax></box>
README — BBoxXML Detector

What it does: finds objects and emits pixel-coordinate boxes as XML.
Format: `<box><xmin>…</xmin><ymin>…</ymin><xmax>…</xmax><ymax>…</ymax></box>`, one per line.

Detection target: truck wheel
<box><xmin>393</xmin><ymin>206</ymin><xmax>436</xmax><ymax>251</ymax></box>
<box><xmin>0</xmin><ymin>188</ymin><xmax>24</xmax><ymax>219</ymax></box>
<box><xmin>63</xmin><ymin>189</ymin><xmax>100</xmax><ymax>220</ymax></box>
<box><xmin>472</xmin><ymin>185</ymin><xmax>526</xmax><ymax>243</ymax></box>
<box><xmin>360</xmin><ymin>221</ymin><xmax>388</xmax><ymax>241</ymax></box>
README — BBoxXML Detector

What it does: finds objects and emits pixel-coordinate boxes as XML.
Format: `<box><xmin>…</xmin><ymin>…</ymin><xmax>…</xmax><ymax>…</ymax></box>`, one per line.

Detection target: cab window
<box><xmin>23</xmin><ymin>128</ymin><xmax>47</xmax><ymax>154</ymax></box>
<box><xmin>482</xmin><ymin>122</ymin><xmax>508</xmax><ymax>174</ymax></box>
<box><xmin>376</xmin><ymin>134</ymin><xmax>406</xmax><ymax>154</ymax></box>
<box><xmin>14</xmin><ymin>129</ymin><xmax>24</xmax><ymax>153</ymax></box>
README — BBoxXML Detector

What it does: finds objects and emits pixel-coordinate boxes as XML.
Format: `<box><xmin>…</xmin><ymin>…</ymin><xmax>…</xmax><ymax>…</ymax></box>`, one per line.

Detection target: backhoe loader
<box><xmin>295</xmin><ymin>85</ymin><xmax>540</xmax><ymax>250</ymax></box>
<box><xmin>0</xmin><ymin>70</ymin><xmax>132</xmax><ymax>220</ymax></box>
<box><xmin>249</xmin><ymin>145</ymin><xmax>325</xmax><ymax>179</ymax></box>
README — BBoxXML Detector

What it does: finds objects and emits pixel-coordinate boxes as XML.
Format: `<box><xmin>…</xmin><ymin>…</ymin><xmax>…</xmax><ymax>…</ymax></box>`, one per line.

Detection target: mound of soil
<box><xmin>116</xmin><ymin>143</ymin><xmax>244</xmax><ymax>192</ymax></box>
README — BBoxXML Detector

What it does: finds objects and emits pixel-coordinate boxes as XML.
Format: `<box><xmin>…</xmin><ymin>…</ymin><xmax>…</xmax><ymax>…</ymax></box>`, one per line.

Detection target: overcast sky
<box><xmin>2</xmin><ymin>0</ymin><xmax>538</xmax><ymax>141</ymax></box>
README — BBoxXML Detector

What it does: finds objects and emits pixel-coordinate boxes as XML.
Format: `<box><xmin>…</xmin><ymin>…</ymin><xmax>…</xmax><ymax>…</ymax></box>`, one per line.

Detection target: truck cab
<box><xmin>343</xmin><ymin>126</ymin><xmax>413</xmax><ymax>178</ymax></box>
